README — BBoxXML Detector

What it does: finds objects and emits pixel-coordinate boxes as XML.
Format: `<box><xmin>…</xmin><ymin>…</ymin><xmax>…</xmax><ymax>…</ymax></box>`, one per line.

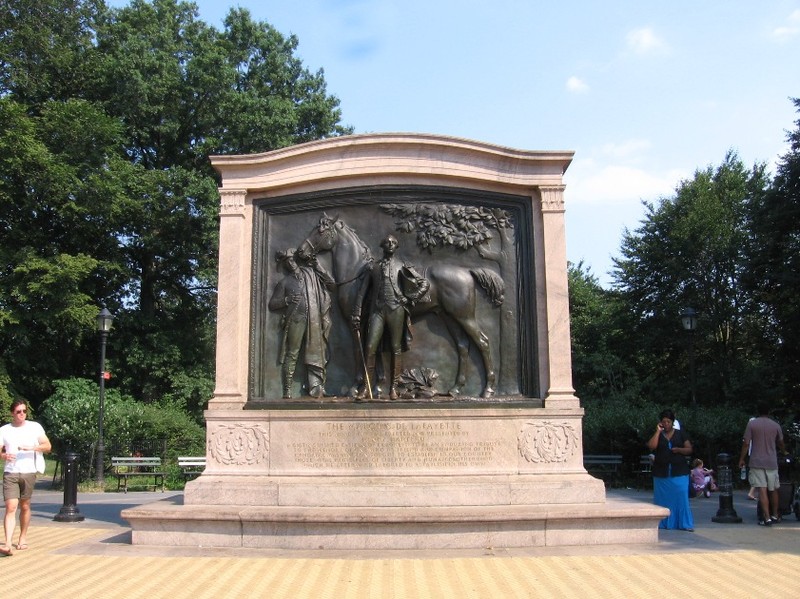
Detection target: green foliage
<box><xmin>134</xmin><ymin>397</ymin><xmax>206</xmax><ymax>458</ymax></box>
<box><xmin>0</xmin><ymin>0</ymin><xmax>103</xmax><ymax>103</ymax></box>
<box><xmin>40</xmin><ymin>378</ymin><xmax>204</xmax><ymax>478</ymax></box>
<box><xmin>582</xmin><ymin>398</ymin><xmax>752</xmax><ymax>468</ymax></box>
<box><xmin>0</xmin><ymin>0</ymin><xmax>351</xmax><ymax>409</ymax></box>
<box><xmin>611</xmin><ymin>151</ymin><xmax>771</xmax><ymax>406</ymax></box>
<box><xmin>0</xmin><ymin>95</ymin><xmax>132</xmax><ymax>401</ymax></box>
<box><xmin>0</xmin><ymin>362</ymin><xmax>20</xmax><ymax>416</ymax></box>
<box><xmin>40</xmin><ymin>378</ymin><xmax>144</xmax><ymax>452</ymax></box>
<box><xmin>744</xmin><ymin>98</ymin><xmax>800</xmax><ymax>406</ymax></box>
<box><xmin>582</xmin><ymin>398</ymin><xmax>660</xmax><ymax>462</ymax></box>
<box><xmin>571</xmin><ymin>101</ymin><xmax>800</xmax><ymax>417</ymax></box>
<box><xmin>678</xmin><ymin>404</ymin><xmax>753</xmax><ymax>463</ymax></box>
<box><xmin>569</xmin><ymin>262</ymin><xmax>641</xmax><ymax>402</ymax></box>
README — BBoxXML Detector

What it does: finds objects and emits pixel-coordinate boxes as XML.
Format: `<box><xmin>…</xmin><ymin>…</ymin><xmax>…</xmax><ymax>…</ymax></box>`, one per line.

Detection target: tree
<box><xmin>612</xmin><ymin>151</ymin><xmax>770</xmax><ymax>405</ymax></box>
<box><xmin>745</xmin><ymin>98</ymin><xmax>800</xmax><ymax>407</ymax></box>
<box><xmin>0</xmin><ymin>97</ymin><xmax>128</xmax><ymax>399</ymax></box>
<box><xmin>0</xmin><ymin>0</ymin><xmax>104</xmax><ymax>104</ymax></box>
<box><xmin>0</xmin><ymin>0</ymin><xmax>351</xmax><ymax>413</ymax></box>
<box><xmin>568</xmin><ymin>262</ymin><xmax>639</xmax><ymax>403</ymax></box>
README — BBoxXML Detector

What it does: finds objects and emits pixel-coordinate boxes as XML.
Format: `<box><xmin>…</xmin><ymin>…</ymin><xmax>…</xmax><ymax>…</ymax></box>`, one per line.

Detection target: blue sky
<box><xmin>110</xmin><ymin>1</ymin><xmax>800</xmax><ymax>286</ymax></box>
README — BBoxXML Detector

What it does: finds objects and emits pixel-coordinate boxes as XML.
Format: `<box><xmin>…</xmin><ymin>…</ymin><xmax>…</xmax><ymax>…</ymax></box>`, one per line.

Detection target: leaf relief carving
<box><xmin>517</xmin><ymin>421</ymin><xmax>579</xmax><ymax>463</ymax></box>
<box><xmin>208</xmin><ymin>423</ymin><xmax>270</xmax><ymax>466</ymax></box>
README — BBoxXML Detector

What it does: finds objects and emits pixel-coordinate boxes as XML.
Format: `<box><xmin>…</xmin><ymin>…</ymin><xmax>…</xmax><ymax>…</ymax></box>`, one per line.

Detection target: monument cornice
<box><xmin>210</xmin><ymin>133</ymin><xmax>574</xmax><ymax>193</ymax></box>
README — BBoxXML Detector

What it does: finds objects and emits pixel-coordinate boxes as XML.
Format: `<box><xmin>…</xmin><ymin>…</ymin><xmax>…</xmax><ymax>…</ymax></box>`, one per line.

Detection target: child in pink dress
<box><xmin>691</xmin><ymin>459</ymin><xmax>718</xmax><ymax>497</ymax></box>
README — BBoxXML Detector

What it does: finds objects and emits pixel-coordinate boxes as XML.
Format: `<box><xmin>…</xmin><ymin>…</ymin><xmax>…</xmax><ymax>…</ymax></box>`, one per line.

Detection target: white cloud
<box><xmin>600</xmin><ymin>139</ymin><xmax>652</xmax><ymax>159</ymax></box>
<box><xmin>771</xmin><ymin>9</ymin><xmax>800</xmax><ymax>40</ymax></box>
<box><xmin>566</xmin><ymin>76</ymin><xmax>589</xmax><ymax>94</ymax></box>
<box><xmin>565</xmin><ymin>160</ymin><xmax>686</xmax><ymax>206</ymax></box>
<box><xmin>626</xmin><ymin>27</ymin><xmax>668</xmax><ymax>54</ymax></box>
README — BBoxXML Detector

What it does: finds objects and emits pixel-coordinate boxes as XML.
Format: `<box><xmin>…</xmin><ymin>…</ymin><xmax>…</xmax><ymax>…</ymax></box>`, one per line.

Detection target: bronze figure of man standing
<box><xmin>351</xmin><ymin>234</ymin><xmax>429</xmax><ymax>400</ymax></box>
<box><xmin>269</xmin><ymin>248</ymin><xmax>335</xmax><ymax>398</ymax></box>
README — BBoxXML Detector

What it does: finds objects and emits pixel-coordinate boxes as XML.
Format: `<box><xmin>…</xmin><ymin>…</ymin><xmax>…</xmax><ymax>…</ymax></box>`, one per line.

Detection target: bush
<box><xmin>582</xmin><ymin>398</ymin><xmax>753</xmax><ymax>475</ymax></box>
<box><xmin>40</xmin><ymin>378</ymin><xmax>138</xmax><ymax>453</ymax></box>
<box><xmin>41</xmin><ymin>378</ymin><xmax>204</xmax><ymax>480</ymax></box>
<box><xmin>678</xmin><ymin>404</ymin><xmax>751</xmax><ymax>464</ymax></box>
<box><xmin>582</xmin><ymin>398</ymin><xmax>659</xmax><ymax>465</ymax></box>
<box><xmin>135</xmin><ymin>398</ymin><xmax>206</xmax><ymax>460</ymax></box>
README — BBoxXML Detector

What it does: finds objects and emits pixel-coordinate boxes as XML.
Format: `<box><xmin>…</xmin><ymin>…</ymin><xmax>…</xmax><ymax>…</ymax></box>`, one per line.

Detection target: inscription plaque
<box><xmin>272</xmin><ymin>419</ymin><xmax>514</xmax><ymax>474</ymax></box>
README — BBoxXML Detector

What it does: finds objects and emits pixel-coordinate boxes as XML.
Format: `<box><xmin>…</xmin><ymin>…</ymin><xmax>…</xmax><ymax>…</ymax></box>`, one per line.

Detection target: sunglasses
<box><xmin>14</xmin><ymin>409</ymin><xmax>27</xmax><ymax>414</ymax></box>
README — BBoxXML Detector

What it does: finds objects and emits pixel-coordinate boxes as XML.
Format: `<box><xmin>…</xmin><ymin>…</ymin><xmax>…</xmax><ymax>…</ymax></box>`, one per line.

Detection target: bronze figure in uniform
<box><xmin>351</xmin><ymin>235</ymin><xmax>429</xmax><ymax>400</ymax></box>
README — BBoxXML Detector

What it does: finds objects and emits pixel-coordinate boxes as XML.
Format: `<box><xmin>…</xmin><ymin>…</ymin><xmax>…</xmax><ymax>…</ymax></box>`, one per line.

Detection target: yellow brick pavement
<box><xmin>1</xmin><ymin>525</ymin><xmax>798</xmax><ymax>599</ymax></box>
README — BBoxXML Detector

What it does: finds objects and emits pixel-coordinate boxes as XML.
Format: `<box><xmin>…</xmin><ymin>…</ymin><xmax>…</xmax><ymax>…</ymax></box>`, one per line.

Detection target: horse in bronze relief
<box><xmin>299</xmin><ymin>214</ymin><xmax>503</xmax><ymax>398</ymax></box>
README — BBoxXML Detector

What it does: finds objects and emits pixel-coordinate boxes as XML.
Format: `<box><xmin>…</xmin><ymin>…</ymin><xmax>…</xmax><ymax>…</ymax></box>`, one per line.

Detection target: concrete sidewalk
<box><xmin>1</xmin><ymin>484</ymin><xmax>797</xmax><ymax>598</ymax></box>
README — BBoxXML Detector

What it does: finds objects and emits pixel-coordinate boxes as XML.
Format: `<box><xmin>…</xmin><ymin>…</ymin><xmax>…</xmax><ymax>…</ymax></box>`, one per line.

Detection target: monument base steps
<box><xmin>120</xmin><ymin>408</ymin><xmax>668</xmax><ymax>549</ymax></box>
<box><xmin>123</xmin><ymin>498</ymin><xmax>668</xmax><ymax>549</ymax></box>
<box><xmin>182</xmin><ymin>474</ymin><xmax>608</xmax><ymax>507</ymax></box>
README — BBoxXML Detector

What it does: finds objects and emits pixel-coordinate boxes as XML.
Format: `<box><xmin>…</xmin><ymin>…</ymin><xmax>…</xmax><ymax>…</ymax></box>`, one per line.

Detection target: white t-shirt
<box><xmin>1</xmin><ymin>420</ymin><xmax>46</xmax><ymax>474</ymax></box>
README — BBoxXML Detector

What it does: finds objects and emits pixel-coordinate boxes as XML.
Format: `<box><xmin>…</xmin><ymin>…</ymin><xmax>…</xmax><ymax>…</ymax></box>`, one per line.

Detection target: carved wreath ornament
<box><xmin>208</xmin><ymin>423</ymin><xmax>269</xmax><ymax>466</ymax></box>
<box><xmin>517</xmin><ymin>421</ymin><xmax>578</xmax><ymax>463</ymax></box>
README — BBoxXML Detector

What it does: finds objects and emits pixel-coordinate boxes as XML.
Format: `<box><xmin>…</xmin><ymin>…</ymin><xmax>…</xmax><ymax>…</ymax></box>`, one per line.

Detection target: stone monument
<box><xmin>123</xmin><ymin>133</ymin><xmax>667</xmax><ymax>548</ymax></box>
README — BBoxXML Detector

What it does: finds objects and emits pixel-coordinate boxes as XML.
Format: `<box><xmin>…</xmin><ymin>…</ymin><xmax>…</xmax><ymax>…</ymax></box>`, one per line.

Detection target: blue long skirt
<box><xmin>653</xmin><ymin>475</ymin><xmax>694</xmax><ymax>530</ymax></box>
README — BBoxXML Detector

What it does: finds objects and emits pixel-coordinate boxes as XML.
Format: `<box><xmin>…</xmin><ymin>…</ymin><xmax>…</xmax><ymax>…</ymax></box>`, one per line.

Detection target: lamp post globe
<box><xmin>680</xmin><ymin>307</ymin><xmax>698</xmax><ymax>332</ymax></box>
<box><xmin>96</xmin><ymin>307</ymin><xmax>114</xmax><ymax>485</ymax></box>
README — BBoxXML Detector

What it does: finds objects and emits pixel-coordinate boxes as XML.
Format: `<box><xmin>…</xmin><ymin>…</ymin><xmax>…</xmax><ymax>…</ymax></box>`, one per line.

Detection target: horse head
<box><xmin>299</xmin><ymin>213</ymin><xmax>341</xmax><ymax>258</ymax></box>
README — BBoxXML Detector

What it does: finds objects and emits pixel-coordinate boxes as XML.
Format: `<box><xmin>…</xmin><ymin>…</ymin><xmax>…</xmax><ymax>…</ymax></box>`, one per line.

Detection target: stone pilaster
<box><xmin>538</xmin><ymin>185</ymin><xmax>578</xmax><ymax>409</ymax></box>
<box><xmin>209</xmin><ymin>189</ymin><xmax>250</xmax><ymax>409</ymax></box>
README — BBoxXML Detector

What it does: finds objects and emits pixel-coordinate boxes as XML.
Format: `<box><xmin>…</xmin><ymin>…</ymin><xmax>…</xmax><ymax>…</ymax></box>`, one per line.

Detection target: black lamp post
<box><xmin>680</xmin><ymin>307</ymin><xmax>698</xmax><ymax>405</ymax></box>
<box><xmin>95</xmin><ymin>307</ymin><xmax>114</xmax><ymax>485</ymax></box>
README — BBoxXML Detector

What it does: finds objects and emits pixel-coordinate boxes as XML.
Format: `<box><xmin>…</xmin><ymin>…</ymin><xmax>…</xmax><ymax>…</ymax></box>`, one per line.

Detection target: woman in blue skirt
<box><xmin>647</xmin><ymin>409</ymin><xmax>695</xmax><ymax>531</ymax></box>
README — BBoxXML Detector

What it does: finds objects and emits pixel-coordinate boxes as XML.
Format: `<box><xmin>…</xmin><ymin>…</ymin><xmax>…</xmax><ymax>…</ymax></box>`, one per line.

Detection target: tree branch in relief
<box><xmin>380</xmin><ymin>203</ymin><xmax>512</xmax><ymax>255</ymax></box>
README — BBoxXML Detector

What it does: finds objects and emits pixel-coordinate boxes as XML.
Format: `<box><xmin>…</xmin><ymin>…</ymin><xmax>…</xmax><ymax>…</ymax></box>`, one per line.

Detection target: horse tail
<box><xmin>470</xmin><ymin>268</ymin><xmax>505</xmax><ymax>307</ymax></box>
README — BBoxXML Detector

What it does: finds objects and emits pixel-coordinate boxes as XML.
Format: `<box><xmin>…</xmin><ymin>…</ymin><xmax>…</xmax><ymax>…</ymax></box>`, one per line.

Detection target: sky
<box><xmin>110</xmin><ymin>0</ymin><xmax>800</xmax><ymax>287</ymax></box>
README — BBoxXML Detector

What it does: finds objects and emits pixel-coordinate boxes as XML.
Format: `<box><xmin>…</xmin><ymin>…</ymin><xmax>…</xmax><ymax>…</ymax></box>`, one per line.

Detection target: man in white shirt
<box><xmin>0</xmin><ymin>399</ymin><xmax>52</xmax><ymax>555</ymax></box>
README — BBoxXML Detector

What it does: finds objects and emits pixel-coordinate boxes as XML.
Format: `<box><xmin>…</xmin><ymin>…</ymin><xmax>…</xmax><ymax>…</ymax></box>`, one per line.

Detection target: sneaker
<box><xmin>704</xmin><ymin>490</ymin><xmax>711</xmax><ymax>498</ymax></box>
<box><xmin>757</xmin><ymin>519</ymin><xmax>772</xmax><ymax>526</ymax></box>
<box><xmin>770</xmin><ymin>516</ymin><xmax>782</xmax><ymax>524</ymax></box>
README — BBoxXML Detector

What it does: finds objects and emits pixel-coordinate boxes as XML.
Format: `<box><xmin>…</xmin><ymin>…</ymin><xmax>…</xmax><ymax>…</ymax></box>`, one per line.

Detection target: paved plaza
<box><xmin>0</xmin><ymin>483</ymin><xmax>797</xmax><ymax>598</ymax></box>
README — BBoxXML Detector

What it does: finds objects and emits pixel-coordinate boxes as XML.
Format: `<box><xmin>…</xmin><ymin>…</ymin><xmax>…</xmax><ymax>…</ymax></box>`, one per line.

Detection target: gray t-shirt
<box><xmin>743</xmin><ymin>416</ymin><xmax>783</xmax><ymax>469</ymax></box>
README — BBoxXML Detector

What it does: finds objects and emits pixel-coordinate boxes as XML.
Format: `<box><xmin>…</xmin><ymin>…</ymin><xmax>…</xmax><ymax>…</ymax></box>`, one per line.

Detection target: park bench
<box><xmin>178</xmin><ymin>456</ymin><xmax>206</xmax><ymax>480</ymax></box>
<box><xmin>634</xmin><ymin>454</ymin><xmax>654</xmax><ymax>490</ymax></box>
<box><xmin>583</xmin><ymin>454</ymin><xmax>623</xmax><ymax>481</ymax></box>
<box><xmin>111</xmin><ymin>456</ymin><xmax>165</xmax><ymax>493</ymax></box>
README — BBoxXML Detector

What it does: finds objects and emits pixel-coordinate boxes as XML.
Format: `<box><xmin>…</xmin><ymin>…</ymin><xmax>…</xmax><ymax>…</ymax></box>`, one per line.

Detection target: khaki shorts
<box><xmin>748</xmin><ymin>467</ymin><xmax>779</xmax><ymax>491</ymax></box>
<box><xmin>3</xmin><ymin>472</ymin><xmax>37</xmax><ymax>501</ymax></box>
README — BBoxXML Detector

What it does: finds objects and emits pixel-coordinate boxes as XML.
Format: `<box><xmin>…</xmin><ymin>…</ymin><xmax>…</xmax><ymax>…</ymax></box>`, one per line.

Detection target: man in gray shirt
<box><xmin>739</xmin><ymin>402</ymin><xmax>786</xmax><ymax>525</ymax></box>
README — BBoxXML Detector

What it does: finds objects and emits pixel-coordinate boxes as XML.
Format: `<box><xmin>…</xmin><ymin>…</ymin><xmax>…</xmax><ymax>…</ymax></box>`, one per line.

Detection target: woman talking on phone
<box><xmin>647</xmin><ymin>409</ymin><xmax>695</xmax><ymax>531</ymax></box>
